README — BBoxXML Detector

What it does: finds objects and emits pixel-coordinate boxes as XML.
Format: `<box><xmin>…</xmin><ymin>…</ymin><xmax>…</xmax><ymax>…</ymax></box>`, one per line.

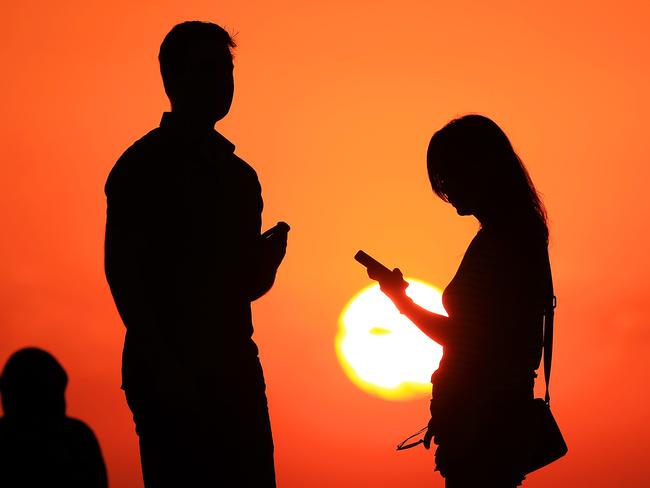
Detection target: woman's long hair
<box><xmin>427</xmin><ymin>114</ymin><xmax>548</xmax><ymax>241</ymax></box>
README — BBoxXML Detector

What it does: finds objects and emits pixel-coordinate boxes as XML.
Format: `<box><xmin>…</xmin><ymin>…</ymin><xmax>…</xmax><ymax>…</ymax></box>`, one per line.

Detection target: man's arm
<box><xmin>104</xmin><ymin>152</ymin><xmax>192</xmax><ymax>392</ymax></box>
<box><xmin>239</xmin><ymin>169</ymin><xmax>288</xmax><ymax>301</ymax></box>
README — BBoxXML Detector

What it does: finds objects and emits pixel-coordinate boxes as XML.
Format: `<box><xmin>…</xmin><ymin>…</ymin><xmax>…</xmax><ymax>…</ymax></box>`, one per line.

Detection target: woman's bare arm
<box><xmin>369</xmin><ymin>267</ymin><xmax>452</xmax><ymax>346</ymax></box>
<box><xmin>389</xmin><ymin>291</ymin><xmax>451</xmax><ymax>346</ymax></box>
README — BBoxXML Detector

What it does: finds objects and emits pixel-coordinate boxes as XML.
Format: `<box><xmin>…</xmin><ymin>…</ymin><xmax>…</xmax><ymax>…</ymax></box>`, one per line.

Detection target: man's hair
<box><xmin>159</xmin><ymin>21</ymin><xmax>236</xmax><ymax>94</ymax></box>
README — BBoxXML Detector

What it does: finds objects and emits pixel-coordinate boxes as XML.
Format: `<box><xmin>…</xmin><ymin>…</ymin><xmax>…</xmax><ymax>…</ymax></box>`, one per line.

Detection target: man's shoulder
<box><xmin>230</xmin><ymin>152</ymin><xmax>260</xmax><ymax>183</ymax></box>
<box><xmin>105</xmin><ymin>128</ymin><xmax>165</xmax><ymax>197</ymax></box>
<box><xmin>210</xmin><ymin>131</ymin><xmax>258</xmax><ymax>180</ymax></box>
<box><xmin>214</xmin><ymin>139</ymin><xmax>261</xmax><ymax>196</ymax></box>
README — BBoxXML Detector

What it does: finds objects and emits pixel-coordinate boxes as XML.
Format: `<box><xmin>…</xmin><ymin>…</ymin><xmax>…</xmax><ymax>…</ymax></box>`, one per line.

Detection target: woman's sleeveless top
<box><xmin>433</xmin><ymin>223</ymin><xmax>549</xmax><ymax>406</ymax></box>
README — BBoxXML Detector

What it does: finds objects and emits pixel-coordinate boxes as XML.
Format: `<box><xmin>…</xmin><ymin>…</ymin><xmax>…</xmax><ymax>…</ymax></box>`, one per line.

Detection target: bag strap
<box><xmin>542</xmin><ymin>249</ymin><xmax>557</xmax><ymax>406</ymax></box>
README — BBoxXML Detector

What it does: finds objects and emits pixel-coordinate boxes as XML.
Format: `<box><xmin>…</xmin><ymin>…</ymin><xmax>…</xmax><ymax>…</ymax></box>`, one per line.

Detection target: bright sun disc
<box><xmin>335</xmin><ymin>279</ymin><xmax>447</xmax><ymax>401</ymax></box>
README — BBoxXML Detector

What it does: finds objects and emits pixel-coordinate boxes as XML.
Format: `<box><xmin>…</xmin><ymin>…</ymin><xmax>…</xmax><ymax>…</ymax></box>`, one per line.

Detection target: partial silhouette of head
<box><xmin>159</xmin><ymin>21</ymin><xmax>236</xmax><ymax>125</ymax></box>
<box><xmin>0</xmin><ymin>348</ymin><xmax>67</xmax><ymax>419</ymax></box>
<box><xmin>427</xmin><ymin>114</ymin><xmax>547</xmax><ymax>239</ymax></box>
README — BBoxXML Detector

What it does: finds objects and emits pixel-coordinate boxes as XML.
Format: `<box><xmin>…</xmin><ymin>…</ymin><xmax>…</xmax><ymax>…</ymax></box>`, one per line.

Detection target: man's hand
<box><xmin>261</xmin><ymin>228</ymin><xmax>288</xmax><ymax>270</ymax></box>
<box><xmin>248</xmin><ymin>222</ymin><xmax>289</xmax><ymax>300</ymax></box>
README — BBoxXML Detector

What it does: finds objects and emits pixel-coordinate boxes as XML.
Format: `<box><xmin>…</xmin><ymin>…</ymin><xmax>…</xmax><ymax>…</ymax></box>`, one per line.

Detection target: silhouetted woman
<box><xmin>0</xmin><ymin>348</ymin><xmax>108</xmax><ymax>487</ymax></box>
<box><xmin>372</xmin><ymin>115</ymin><xmax>552</xmax><ymax>487</ymax></box>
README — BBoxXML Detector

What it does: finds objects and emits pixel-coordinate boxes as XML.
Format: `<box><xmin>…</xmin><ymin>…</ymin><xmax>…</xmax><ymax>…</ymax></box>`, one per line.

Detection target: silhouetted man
<box><xmin>0</xmin><ymin>348</ymin><xmax>108</xmax><ymax>487</ymax></box>
<box><xmin>104</xmin><ymin>21</ymin><xmax>287</xmax><ymax>487</ymax></box>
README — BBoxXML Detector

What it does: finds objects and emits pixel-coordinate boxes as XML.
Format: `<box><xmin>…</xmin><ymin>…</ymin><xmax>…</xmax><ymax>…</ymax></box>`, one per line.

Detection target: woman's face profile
<box><xmin>438</xmin><ymin>158</ymin><xmax>482</xmax><ymax>216</ymax></box>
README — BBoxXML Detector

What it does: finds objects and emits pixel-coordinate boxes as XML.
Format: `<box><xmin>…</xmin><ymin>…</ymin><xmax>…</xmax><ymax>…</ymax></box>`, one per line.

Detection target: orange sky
<box><xmin>1</xmin><ymin>1</ymin><xmax>649</xmax><ymax>486</ymax></box>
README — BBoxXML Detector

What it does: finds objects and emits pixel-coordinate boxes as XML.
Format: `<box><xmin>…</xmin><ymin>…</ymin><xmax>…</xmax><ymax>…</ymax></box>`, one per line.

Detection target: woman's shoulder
<box><xmin>470</xmin><ymin>223</ymin><xmax>548</xmax><ymax>286</ymax></box>
<box><xmin>482</xmin><ymin>220</ymin><xmax>547</xmax><ymax>251</ymax></box>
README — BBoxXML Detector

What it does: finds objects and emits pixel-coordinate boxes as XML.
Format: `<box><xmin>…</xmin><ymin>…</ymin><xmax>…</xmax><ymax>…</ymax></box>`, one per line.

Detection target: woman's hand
<box><xmin>369</xmin><ymin>266</ymin><xmax>449</xmax><ymax>344</ymax></box>
<box><xmin>423</xmin><ymin>418</ymin><xmax>435</xmax><ymax>450</ymax></box>
<box><xmin>368</xmin><ymin>267</ymin><xmax>409</xmax><ymax>302</ymax></box>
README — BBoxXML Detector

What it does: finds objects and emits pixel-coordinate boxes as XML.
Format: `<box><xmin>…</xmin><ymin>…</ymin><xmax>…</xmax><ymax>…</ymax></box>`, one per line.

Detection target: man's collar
<box><xmin>159</xmin><ymin>112</ymin><xmax>235</xmax><ymax>153</ymax></box>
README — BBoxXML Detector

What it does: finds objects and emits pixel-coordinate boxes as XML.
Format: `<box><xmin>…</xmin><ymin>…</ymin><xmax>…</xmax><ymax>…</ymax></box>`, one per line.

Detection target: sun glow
<box><xmin>335</xmin><ymin>279</ymin><xmax>447</xmax><ymax>401</ymax></box>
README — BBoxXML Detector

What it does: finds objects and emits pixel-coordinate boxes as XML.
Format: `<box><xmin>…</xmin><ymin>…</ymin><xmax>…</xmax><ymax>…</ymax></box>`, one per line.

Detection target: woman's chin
<box><xmin>453</xmin><ymin>206</ymin><xmax>472</xmax><ymax>216</ymax></box>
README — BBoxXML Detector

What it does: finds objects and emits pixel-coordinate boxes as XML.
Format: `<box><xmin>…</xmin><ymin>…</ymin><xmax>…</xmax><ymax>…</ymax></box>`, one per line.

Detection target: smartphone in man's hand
<box><xmin>262</xmin><ymin>221</ymin><xmax>290</xmax><ymax>239</ymax></box>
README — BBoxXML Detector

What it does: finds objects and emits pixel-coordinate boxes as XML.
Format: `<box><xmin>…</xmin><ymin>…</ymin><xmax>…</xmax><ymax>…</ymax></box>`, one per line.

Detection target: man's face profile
<box><xmin>172</xmin><ymin>40</ymin><xmax>234</xmax><ymax>123</ymax></box>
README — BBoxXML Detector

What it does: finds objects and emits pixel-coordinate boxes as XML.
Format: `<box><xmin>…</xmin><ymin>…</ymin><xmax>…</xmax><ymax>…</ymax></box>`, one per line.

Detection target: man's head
<box><xmin>159</xmin><ymin>21</ymin><xmax>236</xmax><ymax>124</ymax></box>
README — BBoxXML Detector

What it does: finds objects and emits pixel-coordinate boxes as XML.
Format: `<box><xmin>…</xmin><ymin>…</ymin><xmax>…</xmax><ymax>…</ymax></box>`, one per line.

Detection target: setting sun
<box><xmin>2</xmin><ymin>2</ymin><xmax>646</xmax><ymax>485</ymax></box>
<box><xmin>335</xmin><ymin>279</ymin><xmax>447</xmax><ymax>401</ymax></box>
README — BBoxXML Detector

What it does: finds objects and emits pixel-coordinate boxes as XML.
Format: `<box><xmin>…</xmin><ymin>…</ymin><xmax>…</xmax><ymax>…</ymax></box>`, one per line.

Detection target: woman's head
<box><xmin>427</xmin><ymin>114</ymin><xmax>547</xmax><ymax>238</ymax></box>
